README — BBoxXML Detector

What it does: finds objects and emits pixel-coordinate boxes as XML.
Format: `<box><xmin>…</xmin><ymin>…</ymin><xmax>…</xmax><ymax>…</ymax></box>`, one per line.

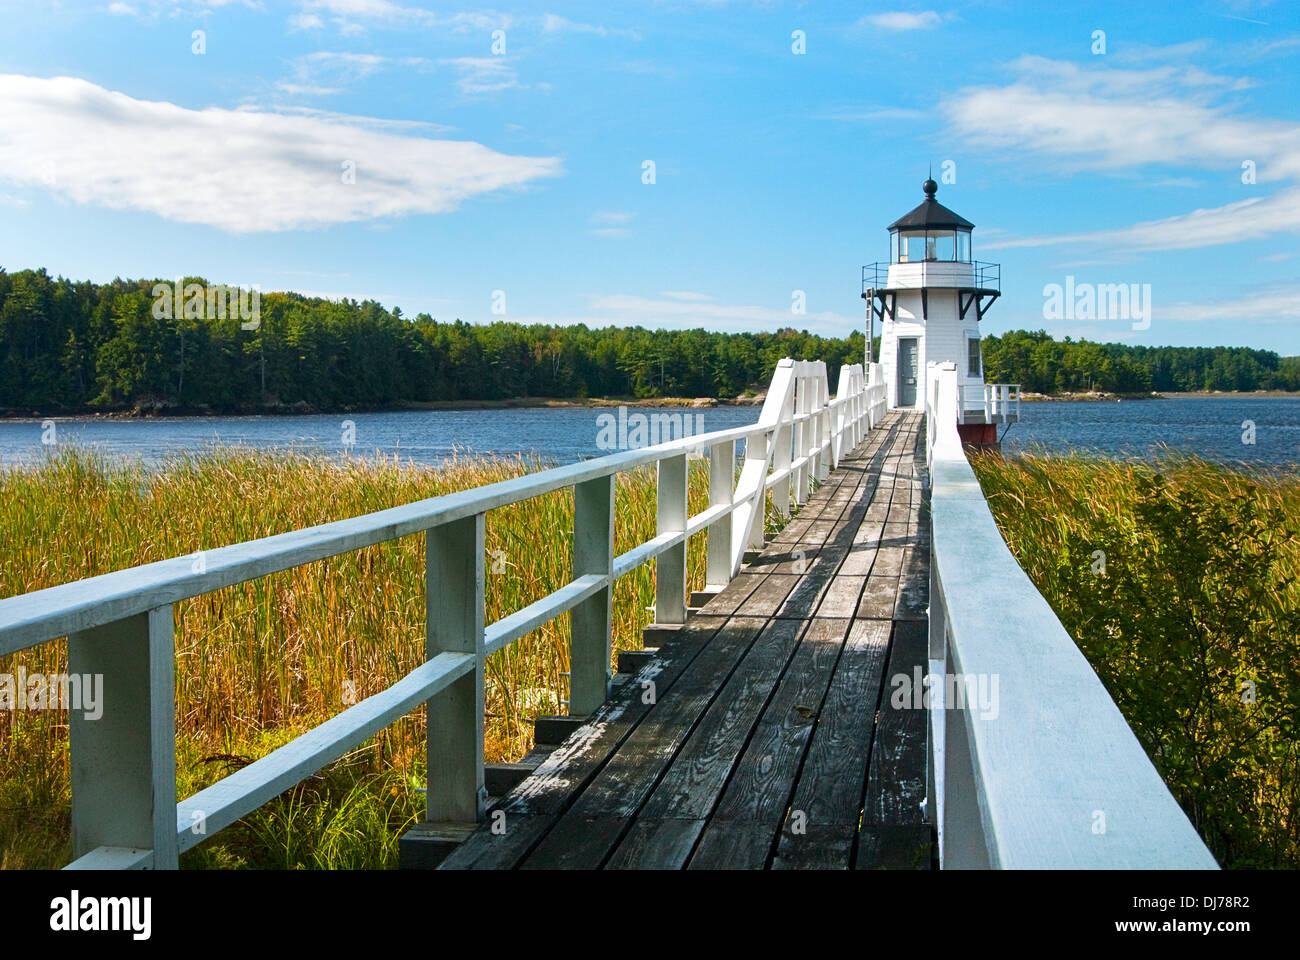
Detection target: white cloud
<box><xmin>279</xmin><ymin>50</ymin><xmax>430</xmax><ymax>94</ymax></box>
<box><xmin>944</xmin><ymin>56</ymin><xmax>1300</xmax><ymax>252</ymax></box>
<box><xmin>296</xmin><ymin>1</ymin><xmax>507</xmax><ymax>33</ymax></box>
<box><xmin>856</xmin><ymin>11</ymin><xmax>943</xmax><ymax>31</ymax></box>
<box><xmin>590</xmin><ymin>211</ymin><xmax>633</xmax><ymax>225</ymax></box>
<box><xmin>588</xmin><ymin>210</ymin><xmax>634</xmax><ymax>237</ymax></box>
<box><xmin>440</xmin><ymin>57</ymin><xmax>520</xmax><ymax>94</ymax></box>
<box><xmin>819</xmin><ymin>105</ymin><xmax>926</xmax><ymax>122</ymax></box>
<box><xmin>540</xmin><ymin>14</ymin><xmax>639</xmax><ymax>39</ymax></box>
<box><xmin>585</xmin><ymin>293</ymin><xmax>856</xmax><ymax>335</ymax></box>
<box><xmin>1159</xmin><ymin>286</ymin><xmax>1300</xmax><ymax>323</ymax></box>
<box><xmin>982</xmin><ymin>192</ymin><xmax>1300</xmax><ymax>253</ymax></box>
<box><xmin>0</xmin><ymin>74</ymin><xmax>562</xmax><ymax>232</ymax></box>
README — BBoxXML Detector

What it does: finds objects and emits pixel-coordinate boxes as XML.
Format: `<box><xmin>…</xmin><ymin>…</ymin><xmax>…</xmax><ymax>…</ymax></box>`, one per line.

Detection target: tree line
<box><xmin>982</xmin><ymin>329</ymin><xmax>1300</xmax><ymax>395</ymax></box>
<box><xmin>0</xmin><ymin>268</ymin><xmax>865</xmax><ymax>413</ymax></box>
<box><xmin>1</xmin><ymin>268</ymin><xmax>1295</xmax><ymax>413</ymax></box>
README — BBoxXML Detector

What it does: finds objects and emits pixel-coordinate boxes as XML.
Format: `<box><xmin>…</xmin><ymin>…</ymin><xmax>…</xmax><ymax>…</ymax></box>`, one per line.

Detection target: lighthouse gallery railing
<box><xmin>0</xmin><ymin>358</ymin><xmax>888</xmax><ymax>869</ymax></box>
<box><xmin>923</xmin><ymin>361</ymin><xmax>1217</xmax><ymax>868</ymax></box>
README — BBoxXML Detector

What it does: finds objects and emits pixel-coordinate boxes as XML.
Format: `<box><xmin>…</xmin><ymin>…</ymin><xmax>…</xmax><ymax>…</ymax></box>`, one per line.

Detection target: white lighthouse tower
<box><xmin>863</xmin><ymin>177</ymin><xmax>1015</xmax><ymax>443</ymax></box>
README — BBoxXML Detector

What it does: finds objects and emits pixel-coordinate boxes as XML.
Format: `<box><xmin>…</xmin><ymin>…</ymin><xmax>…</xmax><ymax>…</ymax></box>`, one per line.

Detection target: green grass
<box><xmin>970</xmin><ymin>449</ymin><xmax>1300</xmax><ymax>868</ymax></box>
<box><xmin>0</xmin><ymin>445</ymin><xmax>788</xmax><ymax>869</ymax></box>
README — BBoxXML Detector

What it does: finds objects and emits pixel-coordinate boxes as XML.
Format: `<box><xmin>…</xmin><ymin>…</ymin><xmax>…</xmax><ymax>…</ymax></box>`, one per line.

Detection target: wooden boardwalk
<box><xmin>441</xmin><ymin>412</ymin><xmax>932</xmax><ymax>870</ymax></box>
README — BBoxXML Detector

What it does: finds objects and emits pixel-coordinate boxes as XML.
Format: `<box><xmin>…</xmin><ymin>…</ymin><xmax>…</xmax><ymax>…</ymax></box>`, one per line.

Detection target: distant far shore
<box><xmin>1022</xmin><ymin>389</ymin><xmax>1300</xmax><ymax>402</ymax></box>
<box><xmin>6</xmin><ymin>388</ymin><xmax>1300</xmax><ymax>419</ymax></box>
<box><xmin>0</xmin><ymin>394</ymin><xmax>766</xmax><ymax>420</ymax></box>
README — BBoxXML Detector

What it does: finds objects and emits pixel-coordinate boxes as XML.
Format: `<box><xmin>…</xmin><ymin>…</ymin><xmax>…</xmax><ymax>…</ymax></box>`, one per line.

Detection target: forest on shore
<box><xmin>1</xmin><ymin>268</ymin><xmax>1296</xmax><ymax>414</ymax></box>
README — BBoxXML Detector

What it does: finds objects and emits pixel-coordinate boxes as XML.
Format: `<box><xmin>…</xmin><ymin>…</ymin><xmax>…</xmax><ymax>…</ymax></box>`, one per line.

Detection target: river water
<box><xmin>0</xmin><ymin>397</ymin><xmax>1296</xmax><ymax>468</ymax></box>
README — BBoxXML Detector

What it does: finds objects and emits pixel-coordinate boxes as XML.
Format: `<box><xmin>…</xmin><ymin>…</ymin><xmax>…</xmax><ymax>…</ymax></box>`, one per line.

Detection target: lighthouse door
<box><xmin>897</xmin><ymin>338</ymin><xmax>919</xmax><ymax>407</ymax></box>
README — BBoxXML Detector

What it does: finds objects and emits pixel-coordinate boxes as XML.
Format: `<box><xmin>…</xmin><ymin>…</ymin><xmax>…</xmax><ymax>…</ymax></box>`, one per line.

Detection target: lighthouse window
<box><xmin>957</xmin><ymin>231</ymin><xmax>971</xmax><ymax>261</ymax></box>
<box><xmin>903</xmin><ymin>234</ymin><xmax>928</xmax><ymax>262</ymax></box>
<box><xmin>968</xmin><ymin>337</ymin><xmax>982</xmax><ymax>376</ymax></box>
<box><xmin>929</xmin><ymin>231</ymin><xmax>956</xmax><ymax>261</ymax></box>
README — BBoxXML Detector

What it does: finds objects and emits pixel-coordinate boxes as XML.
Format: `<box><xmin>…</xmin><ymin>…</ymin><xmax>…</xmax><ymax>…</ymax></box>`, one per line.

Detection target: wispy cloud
<box><xmin>855</xmin><ymin>11</ymin><xmax>943</xmax><ymax>32</ymax></box>
<box><xmin>588</xmin><ymin>210</ymin><xmax>634</xmax><ymax>237</ymax></box>
<box><xmin>818</xmin><ymin>105</ymin><xmax>926</xmax><ymax>122</ymax></box>
<box><xmin>1159</xmin><ymin>285</ymin><xmax>1300</xmax><ymax>323</ymax></box>
<box><xmin>584</xmin><ymin>293</ymin><xmax>855</xmax><ymax>335</ymax></box>
<box><xmin>440</xmin><ymin>57</ymin><xmax>521</xmax><ymax>95</ymax></box>
<box><xmin>278</xmin><ymin>50</ymin><xmax>430</xmax><ymax>94</ymax></box>
<box><xmin>0</xmin><ymin>74</ymin><xmax>562</xmax><ymax>232</ymax></box>
<box><xmin>944</xmin><ymin>55</ymin><xmax>1300</xmax><ymax>253</ymax></box>
<box><xmin>294</xmin><ymin>1</ymin><xmax>508</xmax><ymax>33</ymax></box>
<box><xmin>541</xmin><ymin>14</ymin><xmax>640</xmax><ymax>40</ymax></box>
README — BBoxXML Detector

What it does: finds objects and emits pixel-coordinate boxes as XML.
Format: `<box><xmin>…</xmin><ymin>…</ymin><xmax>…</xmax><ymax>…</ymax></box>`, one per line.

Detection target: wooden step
<box><xmin>618</xmin><ymin>649</ymin><xmax>658</xmax><ymax>674</ymax></box>
<box><xmin>533</xmin><ymin>714</ymin><xmax>589</xmax><ymax>746</ymax></box>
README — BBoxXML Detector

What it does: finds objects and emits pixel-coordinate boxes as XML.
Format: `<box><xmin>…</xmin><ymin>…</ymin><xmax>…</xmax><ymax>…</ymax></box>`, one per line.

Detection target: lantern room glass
<box><xmin>892</xmin><ymin>228</ymin><xmax>973</xmax><ymax>264</ymax></box>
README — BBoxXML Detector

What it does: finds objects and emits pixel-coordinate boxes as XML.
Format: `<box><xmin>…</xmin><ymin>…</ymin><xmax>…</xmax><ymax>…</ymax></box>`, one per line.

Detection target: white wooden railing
<box><xmin>924</xmin><ymin>361</ymin><xmax>1217</xmax><ymax>868</ymax></box>
<box><xmin>0</xmin><ymin>357</ymin><xmax>887</xmax><ymax>870</ymax></box>
<box><xmin>958</xmin><ymin>382</ymin><xmax>1020</xmax><ymax>425</ymax></box>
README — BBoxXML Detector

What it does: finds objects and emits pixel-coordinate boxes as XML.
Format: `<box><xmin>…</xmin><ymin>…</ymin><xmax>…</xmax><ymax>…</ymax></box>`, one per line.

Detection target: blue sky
<box><xmin>1</xmin><ymin>0</ymin><xmax>1298</xmax><ymax>354</ymax></box>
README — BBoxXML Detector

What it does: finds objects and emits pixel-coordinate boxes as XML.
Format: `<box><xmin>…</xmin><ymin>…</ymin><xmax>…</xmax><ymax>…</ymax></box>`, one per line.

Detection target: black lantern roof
<box><xmin>888</xmin><ymin>178</ymin><xmax>974</xmax><ymax>231</ymax></box>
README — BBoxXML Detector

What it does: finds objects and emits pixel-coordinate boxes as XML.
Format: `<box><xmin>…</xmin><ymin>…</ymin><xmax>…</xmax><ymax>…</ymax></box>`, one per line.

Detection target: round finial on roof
<box><xmin>923</xmin><ymin>178</ymin><xmax>938</xmax><ymax>198</ymax></box>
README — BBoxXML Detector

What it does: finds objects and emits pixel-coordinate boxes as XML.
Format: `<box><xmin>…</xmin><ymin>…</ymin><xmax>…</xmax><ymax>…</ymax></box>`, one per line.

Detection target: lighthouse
<box><xmin>862</xmin><ymin>178</ymin><xmax>1016</xmax><ymax>444</ymax></box>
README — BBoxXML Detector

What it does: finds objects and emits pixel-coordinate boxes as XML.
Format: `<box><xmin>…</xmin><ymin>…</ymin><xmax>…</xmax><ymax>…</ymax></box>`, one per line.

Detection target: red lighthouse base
<box><xmin>957</xmin><ymin>422</ymin><xmax>998</xmax><ymax>448</ymax></box>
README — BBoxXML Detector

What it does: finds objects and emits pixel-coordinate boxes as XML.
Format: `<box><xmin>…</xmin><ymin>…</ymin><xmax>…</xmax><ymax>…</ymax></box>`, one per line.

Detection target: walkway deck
<box><xmin>441</xmin><ymin>412</ymin><xmax>931</xmax><ymax>870</ymax></box>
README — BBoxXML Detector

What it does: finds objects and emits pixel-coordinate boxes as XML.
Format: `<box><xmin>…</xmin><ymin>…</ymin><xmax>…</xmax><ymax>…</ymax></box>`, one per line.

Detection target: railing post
<box><xmin>793</xmin><ymin>371</ymin><xmax>810</xmax><ymax>506</ymax></box>
<box><xmin>68</xmin><ymin>606</ymin><xmax>177</xmax><ymax>868</ymax></box>
<box><xmin>570</xmin><ymin>476</ymin><xmax>615</xmax><ymax>715</ymax></box>
<box><xmin>832</xmin><ymin>366</ymin><xmax>850</xmax><ymax>467</ymax></box>
<box><xmin>425</xmin><ymin>514</ymin><xmax>486</xmax><ymax>823</ymax></box>
<box><xmin>770</xmin><ymin>375</ymin><xmax>794</xmax><ymax>519</ymax></box>
<box><xmin>813</xmin><ymin>370</ymin><xmax>830</xmax><ymax>482</ymax></box>
<box><xmin>732</xmin><ymin>358</ymin><xmax>794</xmax><ymax>570</ymax></box>
<box><xmin>656</xmin><ymin>453</ymin><xmax>688</xmax><ymax>625</ymax></box>
<box><xmin>706</xmin><ymin>440</ymin><xmax>735</xmax><ymax>589</ymax></box>
<box><xmin>744</xmin><ymin>431</ymin><xmax>771</xmax><ymax>553</ymax></box>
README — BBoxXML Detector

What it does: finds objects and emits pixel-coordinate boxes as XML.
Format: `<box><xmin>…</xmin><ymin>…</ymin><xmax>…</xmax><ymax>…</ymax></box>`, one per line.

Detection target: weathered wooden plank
<box><xmin>556</xmin><ymin>617</ymin><xmax>772</xmax><ymax>820</ymax></box>
<box><xmin>636</xmin><ymin>617</ymin><xmax>808</xmax><ymax>821</ymax></box>
<box><xmin>519</xmin><ymin>817</ymin><xmax>626</xmax><ymax>870</ymax></box>
<box><xmin>734</xmin><ymin>574</ymin><xmax>798</xmax><ymax>617</ymax></box>
<box><xmin>855</xmin><ymin>824</ymin><xmax>934</xmax><ymax>870</ymax></box>
<box><xmin>604</xmin><ymin>819</ymin><xmax>706</xmax><ymax>870</ymax></box>
<box><xmin>709</xmin><ymin>618</ymin><xmax>848</xmax><ymax>821</ymax></box>
<box><xmin>863</xmin><ymin>619</ymin><xmax>929</xmax><ymax>827</ymax></box>
<box><xmin>782</xmin><ymin>618</ymin><xmax>892</xmax><ymax>827</ymax></box>
<box><xmin>695</xmin><ymin>571</ymin><xmax>766</xmax><ymax>617</ymax></box>
<box><xmin>895</xmin><ymin>546</ymin><xmax>930</xmax><ymax>621</ymax></box>
<box><xmin>439</xmin><ymin>614</ymin><xmax>737</xmax><ymax>869</ymax></box>
<box><xmin>856</xmin><ymin>574</ymin><xmax>900</xmax><ymax>620</ymax></box>
<box><xmin>816</xmin><ymin>576</ymin><xmax>865</xmax><ymax>619</ymax></box>
<box><xmin>686</xmin><ymin>820</ymin><xmax>776</xmax><ymax>870</ymax></box>
<box><xmin>771</xmin><ymin>823</ymin><xmax>856</xmax><ymax>870</ymax></box>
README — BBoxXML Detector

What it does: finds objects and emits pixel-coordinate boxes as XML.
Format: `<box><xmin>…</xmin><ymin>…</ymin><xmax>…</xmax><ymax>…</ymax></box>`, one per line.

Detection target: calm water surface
<box><xmin>1003</xmin><ymin>397</ymin><xmax>1300</xmax><ymax>466</ymax></box>
<box><xmin>0</xmin><ymin>397</ymin><xmax>1296</xmax><ymax>468</ymax></box>
<box><xmin>0</xmin><ymin>406</ymin><xmax>760</xmax><ymax>467</ymax></box>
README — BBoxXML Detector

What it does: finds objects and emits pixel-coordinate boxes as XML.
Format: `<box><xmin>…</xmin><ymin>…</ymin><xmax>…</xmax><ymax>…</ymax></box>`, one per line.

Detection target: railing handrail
<box><xmin>2</xmin><ymin>356</ymin><xmax>889</xmax><ymax>869</ymax></box>
<box><xmin>924</xmin><ymin>361</ymin><xmax>1217</xmax><ymax>869</ymax></box>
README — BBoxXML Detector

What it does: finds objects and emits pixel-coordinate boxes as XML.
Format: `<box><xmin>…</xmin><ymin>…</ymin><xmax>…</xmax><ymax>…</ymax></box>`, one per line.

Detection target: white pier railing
<box><xmin>958</xmin><ymin>382</ymin><xmax>1020</xmax><ymax>425</ymax></box>
<box><xmin>0</xmin><ymin>357</ymin><xmax>886</xmax><ymax>870</ymax></box>
<box><xmin>924</xmin><ymin>361</ymin><xmax>1217</xmax><ymax>868</ymax></box>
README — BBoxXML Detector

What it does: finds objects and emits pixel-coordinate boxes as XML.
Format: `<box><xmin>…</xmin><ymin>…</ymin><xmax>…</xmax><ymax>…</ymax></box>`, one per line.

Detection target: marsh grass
<box><xmin>970</xmin><ymin>448</ymin><xmax>1300</xmax><ymax>868</ymax></box>
<box><xmin>0</xmin><ymin>444</ymin><xmax>769</xmax><ymax>869</ymax></box>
